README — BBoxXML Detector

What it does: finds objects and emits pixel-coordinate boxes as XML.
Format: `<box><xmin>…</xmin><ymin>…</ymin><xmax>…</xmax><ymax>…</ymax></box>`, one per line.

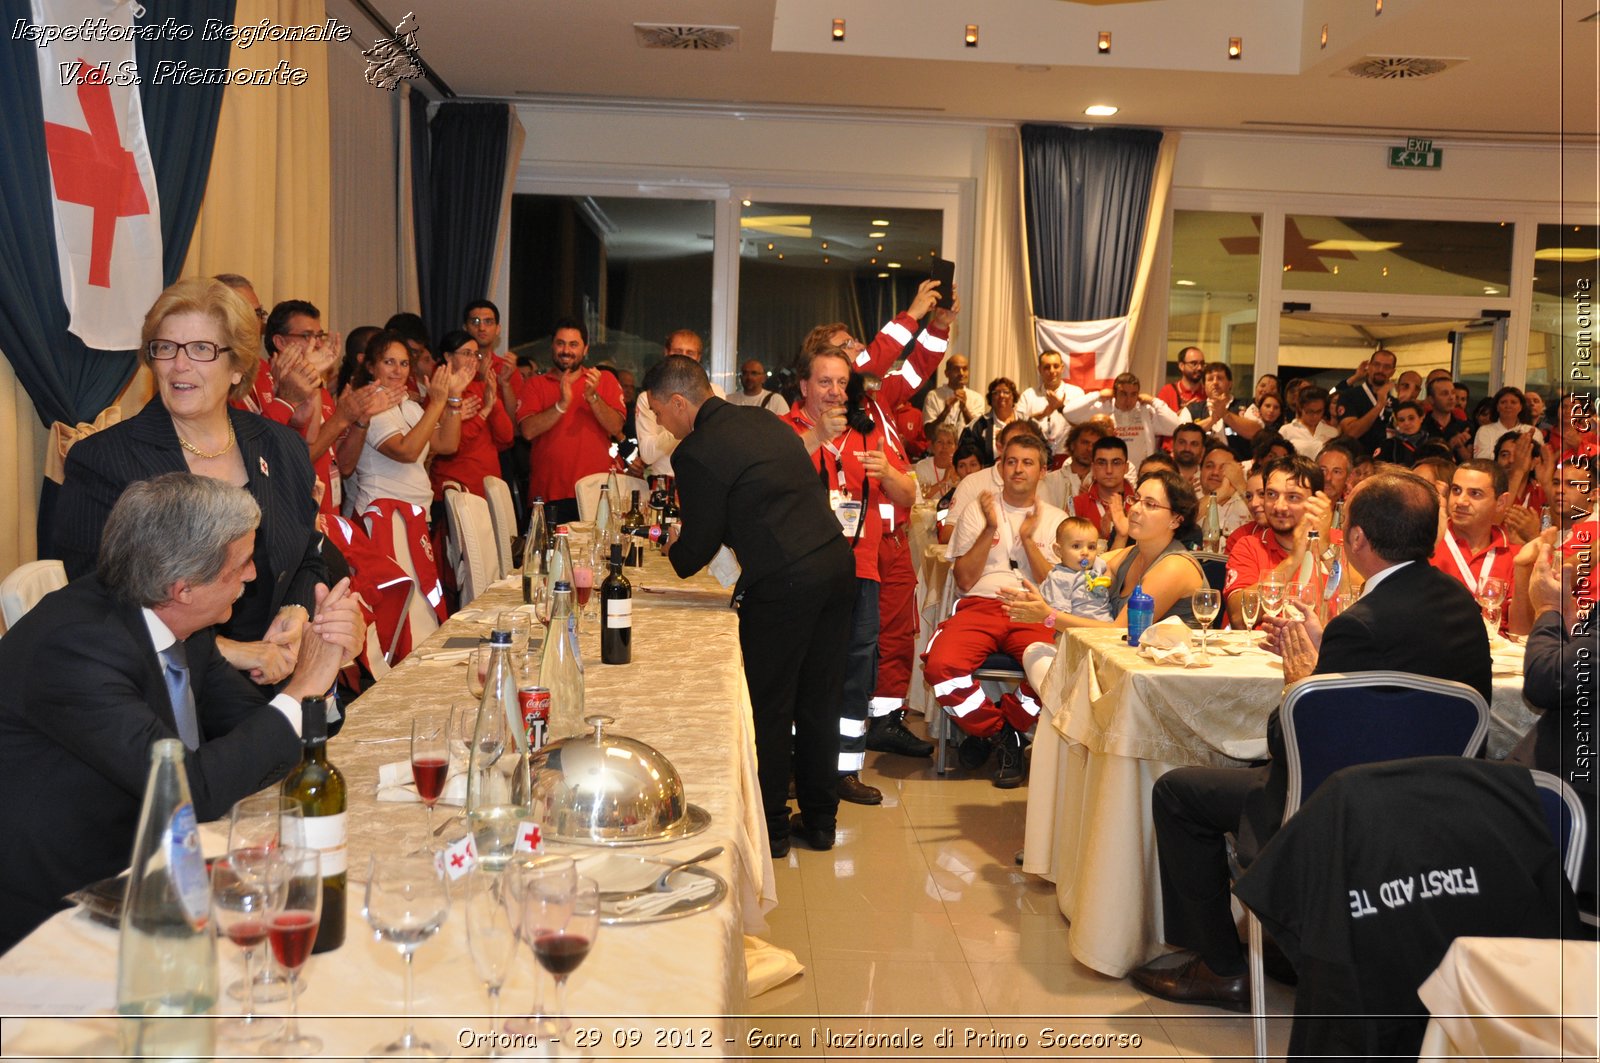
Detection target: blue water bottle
<box><xmin>1126</xmin><ymin>583</ymin><xmax>1155</xmax><ymax>646</ymax></box>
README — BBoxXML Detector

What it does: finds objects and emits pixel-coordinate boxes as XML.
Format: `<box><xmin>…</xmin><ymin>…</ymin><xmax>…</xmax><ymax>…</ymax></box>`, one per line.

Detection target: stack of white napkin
<box><xmin>1137</xmin><ymin>616</ymin><xmax>1201</xmax><ymax>667</ymax></box>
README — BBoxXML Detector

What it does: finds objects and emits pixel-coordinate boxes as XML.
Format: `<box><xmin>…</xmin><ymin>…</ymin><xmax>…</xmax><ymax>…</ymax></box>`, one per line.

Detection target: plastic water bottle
<box><xmin>117</xmin><ymin>739</ymin><xmax>217</xmax><ymax>1061</ymax></box>
<box><xmin>1126</xmin><ymin>583</ymin><xmax>1155</xmax><ymax>646</ymax></box>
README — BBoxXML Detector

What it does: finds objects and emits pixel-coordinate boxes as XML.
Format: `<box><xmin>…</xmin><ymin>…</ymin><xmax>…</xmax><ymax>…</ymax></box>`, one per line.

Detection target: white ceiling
<box><xmin>359</xmin><ymin>0</ymin><xmax>1598</xmax><ymax>140</ymax></box>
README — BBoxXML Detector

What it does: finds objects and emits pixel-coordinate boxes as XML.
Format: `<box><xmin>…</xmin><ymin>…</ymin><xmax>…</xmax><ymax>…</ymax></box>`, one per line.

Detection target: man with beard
<box><xmin>1158</xmin><ymin>346</ymin><xmax>1208</xmax><ymax>416</ymax></box>
<box><xmin>1337</xmin><ymin>348</ymin><xmax>1399</xmax><ymax>455</ymax></box>
<box><xmin>1223</xmin><ymin>456</ymin><xmax>1330</xmax><ymax>628</ymax></box>
<box><xmin>516</xmin><ymin>317</ymin><xmax>627</xmax><ymax>526</ymax></box>
<box><xmin>1169</xmin><ymin>423</ymin><xmax>1207</xmax><ymax>490</ymax></box>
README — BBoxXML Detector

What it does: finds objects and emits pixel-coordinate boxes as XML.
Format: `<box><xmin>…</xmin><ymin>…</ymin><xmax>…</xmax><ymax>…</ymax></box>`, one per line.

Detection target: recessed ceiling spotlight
<box><xmin>868</xmin><ymin>231</ymin><xmax>887</xmax><ymax>238</ymax></box>
<box><xmin>741</xmin><ymin>199</ymin><xmax>751</xmax><ymax>207</ymax></box>
<box><xmin>831</xmin><ymin>18</ymin><xmax>845</xmax><ymax>41</ymax></box>
<box><xmin>877</xmin><ymin>272</ymin><xmax>890</xmax><ymax>279</ymax></box>
<box><xmin>820</xmin><ymin>241</ymin><xmax>829</xmax><ymax>249</ymax></box>
<box><xmin>1227</xmin><ymin>36</ymin><xmax>1242</xmax><ymax>60</ymax></box>
<box><xmin>1084</xmin><ymin>104</ymin><xmax>1118</xmax><ymax>117</ymax></box>
<box><xmin>766</xmin><ymin>242</ymin><xmax>774</xmax><ymax>250</ymax></box>
<box><xmin>1097</xmin><ymin>31</ymin><xmax>1111</xmax><ymax>54</ymax></box>
<box><xmin>823</xmin><ymin>256</ymin><xmax>831</xmax><ymax>264</ymax></box>
<box><xmin>777</xmin><ymin>253</ymin><xmax>785</xmax><ymax>260</ymax></box>
<box><xmin>1381</xmin><ymin>265</ymin><xmax>1389</xmax><ymax>277</ymax></box>
<box><xmin>1175</xmin><ymin>279</ymin><xmax>1196</xmax><ymax>287</ymax></box>
<box><xmin>964</xmin><ymin>24</ymin><xmax>978</xmax><ymax>47</ymax></box>
<box><xmin>871</xmin><ymin>219</ymin><xmax>890</xmax><ymax>226</ymax></box>
<box><xmin>870</xmin><ymin>257</ymin><xmax>877</xmax><ymax>264</ymax></box>
<box><xmin>875</xmin><ymin>244</ymin><xmax>884</xmax><ymax>252</ymax></box>
<box><xmin>887</xmin><ymin>262</ymin><xmax>902</xmax><ymax>268</ymax></box>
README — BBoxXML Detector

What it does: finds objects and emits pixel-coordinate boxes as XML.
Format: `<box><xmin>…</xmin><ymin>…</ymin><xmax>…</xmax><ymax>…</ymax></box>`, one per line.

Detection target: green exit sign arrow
<box><xmin>1389</xmin><ymin>137</ymin><xmax>1442</xmax><ymax>169</ymax></box>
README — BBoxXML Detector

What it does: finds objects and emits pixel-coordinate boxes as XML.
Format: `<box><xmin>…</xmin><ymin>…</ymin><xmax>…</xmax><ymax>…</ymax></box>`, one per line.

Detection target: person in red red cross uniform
<box><xmin>1429</xmin><ymin>460</ymin><xmax>1523</xmax><ymax>636</ymax></box>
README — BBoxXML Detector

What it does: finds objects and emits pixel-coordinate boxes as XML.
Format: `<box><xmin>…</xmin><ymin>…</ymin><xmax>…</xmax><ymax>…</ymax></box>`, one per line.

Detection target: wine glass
<box><xmin>364</xmin><ymin>854</ymin><xmax>451</xmax><ymax>1059</ymax></box>
<box><xmin>571</xmin><ymin>552</ymin><xmax>596</xmax><ymax>629</ymax></box>
<box><xmin>1479</xmin><ymin>577</ymin><xmax>1508</xmax><ymax>634</ymax></box>
<box><xmin>1191</xmin><ymin>588</ymin><xmax>1221</xmax><ymax>660</ymax></box>
<box><xmin>226</xmin><ymin>797</ymin><xmax>302</xmax><ymax>1004</ymax></box>
<box><xmin>502</xmin><ymin>855</ymin><xmax>576</xmax><ymax>1037</ymax></box>
<box><xmin>211</xmin><ymin>851</ymin><xmax>287</xmax><ymax>1040</ymax></box>
<box><xmin>411</xmin><ymin>713</ymin><xmax>450</xmax><ymax>842</ymax></box>
<box><xmin>533</xmin><ymin>876</ymin><xmax>600</xmax><ymax>1038</ymax></box>
<box><xmin>497</xmin><ymin>609</ymin><xmax>530</xmax><ymax>655</ymax></box>
<box><xmin>467</xmin><ymin>642</ymin><xmax>491</xmax><ymax>699</ymax></box>
<box><xmin>463</xmin><ymin>867</ymin><xmax>519</xmax><ymax>1048</ymax></box>
<box><xmin>259</xmin><ymin>847</ymin><xmax>322</xmax><ymax>1057</ymax></box>
<box><xmin>1259</xmin><ymin>579</ymin><xmax>1286</xmax><ymax>620</ymax></box>
<box><xmin>1239</xmin><ymin>588</ymin><xmax>1262</xmax><ymax>632</ymax></box>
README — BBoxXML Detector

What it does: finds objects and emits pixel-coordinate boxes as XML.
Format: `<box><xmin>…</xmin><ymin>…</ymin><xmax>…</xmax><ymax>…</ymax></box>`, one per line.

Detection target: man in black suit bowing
<box><xmin>0</xmin><ymin>474</ymin><xmax>364</xmax><ymax>954</ymax></box>
<box><xmin>1130</xmin><ymin>469</ymin><xmax>1492</xmax><ymax>1009</ymax></box>
<box><xmin>644</xmin><ymin>356</ymin><xmax>855</xmax><ymax>857</ymax></box>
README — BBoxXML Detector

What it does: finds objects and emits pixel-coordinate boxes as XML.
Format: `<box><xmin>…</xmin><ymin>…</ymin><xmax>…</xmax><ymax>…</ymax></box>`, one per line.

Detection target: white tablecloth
<box><xmin>0</xmin><ymin>557</ymin><xmax>771</xmax><ymax>1058</ymax></box>
<box><xmin>1419</xmin><ymin>937</ymin><xmax>1597</xmax><ymax>1062</ymax></box>
<box><xmin>1022</xmin><ymin>628</ymin><xmax>1535</xmax><ymax>978</ymax></box>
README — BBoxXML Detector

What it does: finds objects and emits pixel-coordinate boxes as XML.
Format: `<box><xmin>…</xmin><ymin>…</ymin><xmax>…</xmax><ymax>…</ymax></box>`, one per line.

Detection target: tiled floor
<box><xmin>744</xmin><ymin>728</ymin><xmax>1293</xmax><ymax>1061</ymax></box>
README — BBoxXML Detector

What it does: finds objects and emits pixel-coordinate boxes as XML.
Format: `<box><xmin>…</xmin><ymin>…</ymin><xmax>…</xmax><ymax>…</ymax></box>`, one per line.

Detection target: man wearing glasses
<box><xmin>1157</xmin><ymin>346</ymin><xmax>1208</xmax><ymax>417</ymax></box>
<box><xmin>1222</xmin><ymin>456</ymin><xmax>1329</xmax><ymax>628</ymax></box>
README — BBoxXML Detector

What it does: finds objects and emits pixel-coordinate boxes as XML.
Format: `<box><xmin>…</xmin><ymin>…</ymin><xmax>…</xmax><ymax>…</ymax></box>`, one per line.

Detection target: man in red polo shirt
<box><xmin>1431</xmin><ymin>459</ymin><xmax>1521</xmax><ymax>634</ymax></box>
<box><xmin>1072</xmin><ymin>436</ymin><xmax>1131</xmax><ymax>549</ymax></box>
<box><xmin>517</xmin><ymin>317</ymin><xmax>626</xmax><ymax>526</ymax></box>
<box><xmin>1157</xmin><ymin>346</ymin><xmax>1208</xmax><ymax>421</ymax></box>
<box><xmin>1223</xmin><ymin>455</ymin><xmax>1329</xmax><ymax>628</ymax></box>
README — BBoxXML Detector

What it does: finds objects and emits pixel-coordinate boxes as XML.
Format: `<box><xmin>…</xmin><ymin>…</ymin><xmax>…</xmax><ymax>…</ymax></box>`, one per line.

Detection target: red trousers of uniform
<box><xmin>871</xmin><ymin>528</ymin><xmax>918</xmax><ymax>717</ymax></box>
<box><xmin>921</xmin><ymin>596</ymin><xmax>1050</xmax><ymax>738</ymax></box>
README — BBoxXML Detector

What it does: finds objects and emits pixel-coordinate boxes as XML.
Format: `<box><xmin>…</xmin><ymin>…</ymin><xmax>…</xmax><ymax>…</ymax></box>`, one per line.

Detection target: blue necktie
<box><xmin>160</xmin><ymin>641</ymin><xmax>200</xmax><ymax>750</ymax></box>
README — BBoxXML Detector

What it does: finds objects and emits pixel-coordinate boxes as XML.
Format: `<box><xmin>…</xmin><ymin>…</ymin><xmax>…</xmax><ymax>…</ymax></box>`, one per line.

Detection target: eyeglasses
<box><xmin>467</xmin><ymin>316</ymin><xmax>497</xmax><ymax>327</ymax></box>
<box><xmin>1125</xmin><ymin>496</ymin><xmax>1172</xmax><ymax>512</ymax></box>
<box><xmin>280</xmin><ymin>329</ymin><xmax>329</xmax><ymax>343</ymax></box>
<box><xmin>147</xmin><ymin>340</ymin><xmax>232</xmax><ymax>362</ymax></box>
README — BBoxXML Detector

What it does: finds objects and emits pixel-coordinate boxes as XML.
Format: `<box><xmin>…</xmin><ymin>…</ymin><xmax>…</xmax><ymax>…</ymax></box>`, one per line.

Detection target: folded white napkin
<box><xmin>376</xmin><ymin>759</ymin><xmax>467</xmax><ymax>806</ymax></box>
<box><xmin>1138</xmin><ymin>616</ymin><xmax>1198</xmax><ymax>666</ymax></box>
<box><xmin>608</xmin><ymin>874</ymin><xmax>718</xmax><ymax>917</ymax></box>
<box><xmin>413</xmin><ymin>648</ymin><xmax>474</xmax><ymax>664</ymax></box>
<box><xmin>708</xmin><ymin>546</ymin><xmax>741</xmax><ymax>588</ymax></box>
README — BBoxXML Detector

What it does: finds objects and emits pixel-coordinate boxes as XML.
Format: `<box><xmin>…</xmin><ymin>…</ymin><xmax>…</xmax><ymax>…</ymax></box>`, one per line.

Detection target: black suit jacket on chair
<box><xmin>1242</xmin><ymin>560</ymin><xmax>1494</xmax><ymax>847</ymax></box>
<box><xmin>0</xmin><ymin>576</ymin><xmax>304</xmax><ymax>954</ymax></box>
<box><xmin>52</xmin><ymin>402</ymin><xmax>325</xmax><ymax>641</ymax></box>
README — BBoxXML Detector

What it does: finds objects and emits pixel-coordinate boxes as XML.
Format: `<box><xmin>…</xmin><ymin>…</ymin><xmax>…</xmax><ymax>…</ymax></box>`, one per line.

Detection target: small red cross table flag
<box><xmin>514</xmin><ymin>821</ymin><xmax>543</xmax><ymax>855</ymax></box>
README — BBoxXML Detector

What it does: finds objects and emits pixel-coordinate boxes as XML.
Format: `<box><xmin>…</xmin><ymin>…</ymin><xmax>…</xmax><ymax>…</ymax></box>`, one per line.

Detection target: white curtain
<box><xmin>1125</xmin><ymin>131</ymin><xmax>1182</xmax><ymax>389</ymax></box>
<box><xmin>969</xmin><ymin>126</ymin><xmax>1036</xmax><ymax>395</ymax></box>
<box><xmin>0</xmin><ymin>352</ymin><xmax>47</xmax><ymax>598</ymax></box>
<box><xmin>329</xmin><ymin>33</ymin><xmax>403</xmax><ymax>331</ymax></box>
<box><xmin>396</xmin><ymin>84</ymin><xmax>422</xmax><ymax>314</ymax></box>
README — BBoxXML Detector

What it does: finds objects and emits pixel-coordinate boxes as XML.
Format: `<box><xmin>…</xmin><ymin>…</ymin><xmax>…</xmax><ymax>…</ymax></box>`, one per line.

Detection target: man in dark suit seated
<box><xmin>644</xmin><ymin>356</ymin><xmax>856</xmax><ymax>857</ymax></box>
<box><xmin>1129</xmin><ymin>469</ymin><xmax>1492</xmax><ymax>1009</ymax></box>
<box><xmin>0</xmin><ymin>473</ymin><xmax>364</xmax><ymax>954</ymax></box>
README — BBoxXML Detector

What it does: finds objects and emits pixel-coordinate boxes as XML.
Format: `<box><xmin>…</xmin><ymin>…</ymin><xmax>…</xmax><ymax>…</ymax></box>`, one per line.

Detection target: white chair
<box><xmin>483</xmin><ymin>476</ymin><xmax>518</xmax><ymax>576</ymax></box>
<box><xmin>444</xmin><ymin>489</ymin><xmax>501</xmax><ymax>607</ymax></box>
<box><xmin>575</xmin><ymin>472</ymin><xmax>650</xmax><ymax>522</ymax></box>
<box><xmin>1</xmin><ymin>560</ymin><xmax>67</xmax><ymax>629</ymax></box>
<box><xmin>381</xmin><ymin>509</ymin><xmax>440</xmax><ymax>647</ymax></box>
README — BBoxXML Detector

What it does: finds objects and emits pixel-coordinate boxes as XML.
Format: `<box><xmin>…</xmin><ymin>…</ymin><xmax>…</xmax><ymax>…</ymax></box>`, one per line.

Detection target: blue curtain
<box><xmin>409</xmin><ymin>89</ymin><xmax>434</xmax><ymax>331</ymax></box>
<box><xmin>1020</xmin><ymin>124</ymin><xmax>1162</xmax><ymax>323</ymax></box>
<box><xmin>0</xmin><ymin>1</ymin><xmax>234</xmax><ymax>427</ymax></box>
<box><xmin>420</xmin><ymin>102</ymin><xmax>508</xmax><ymax>338</ymax></box>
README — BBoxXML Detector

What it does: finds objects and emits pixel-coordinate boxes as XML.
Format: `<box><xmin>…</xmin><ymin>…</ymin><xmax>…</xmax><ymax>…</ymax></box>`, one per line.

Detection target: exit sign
<box><xmin>1389</xmin><ymin>138</ymin><xmax>1442</xmax><ymax>169</ymax></box>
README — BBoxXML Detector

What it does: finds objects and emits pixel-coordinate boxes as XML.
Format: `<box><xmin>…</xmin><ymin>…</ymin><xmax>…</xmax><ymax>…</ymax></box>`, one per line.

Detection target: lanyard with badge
<box><xmin>820</xmin><ymin>431</ymin><xmax>868</xmax><ymax>542</ymax></box>
<box><xmin>1443</xmin><ymin>532</ymin><xmax>1497</xmax><ymax>596</ymax></box>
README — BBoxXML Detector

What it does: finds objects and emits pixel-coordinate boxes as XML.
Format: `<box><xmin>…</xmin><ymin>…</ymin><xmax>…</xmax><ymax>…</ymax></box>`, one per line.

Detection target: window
<box><xmin>1169</xmin><ymin>210</ymin><xmax>1260</xmax><ymax>398</ymax></box>
<box><xmin>1281</xmin><ymin>215</ymin><xmax>1514</xmax><ymax>298</ymax></box>
<box><xmin>1527</xmin><ymin>223</ymin><xmax>1598</xmax><ymax>397</ymax></box>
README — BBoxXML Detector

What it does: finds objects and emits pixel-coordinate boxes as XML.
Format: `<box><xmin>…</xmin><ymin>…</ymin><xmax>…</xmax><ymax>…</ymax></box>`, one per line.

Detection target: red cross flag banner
<box><xmin>1033</xmin><ymin>315</ymin><xmax>1131</xmax><ymax>391</ymax></box>
<box><xmin>32</xmin><ymin>0</ymin><xmax>163</xmax><ymax>351</ymax></box>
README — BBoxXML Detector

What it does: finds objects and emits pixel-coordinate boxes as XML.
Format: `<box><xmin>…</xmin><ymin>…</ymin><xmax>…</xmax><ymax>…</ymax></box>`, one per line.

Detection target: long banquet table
<box><xmin>1021</xmin><ymin>626</ymin><xmax>1535</xmax><ymax>978</ymax></box>
<box><xmin>0</xmin><ymin>553</ymin><xmax>772</xmax><ymax>1058</ymax></box>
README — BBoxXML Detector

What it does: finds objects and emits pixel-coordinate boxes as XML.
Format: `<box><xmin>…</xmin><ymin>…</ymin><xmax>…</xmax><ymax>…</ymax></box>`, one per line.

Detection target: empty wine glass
<box><xmin>211</xmin><ymin>851</ymin><xmax>287</xmax><ymax>1041</ymax></box>
<box><xmin>502</xmin><ymin>855</ymin><xmax>575</xmax><ymax>1037</ymax></box>
<box><xmin>365</xmin><ymin>854</ymin><xmax>451</xmax><ymax>1059</ymax></box>
<box><xmin>533</xmin><ymin>876</ymin><xmax>600</xmax><ymax>1039</ymax></box>
<box><xmin>1479</xmin><ymin>576</ymin><xmax>1508</xmax><ymax>633</ymax></box>
<box><xmin>1191</xmin><ymin>588</ymin><xmax>1221</xmax><ymax>660</ymax></box>
<box><xmin>258</xmin><ymin>847</ymin><xmax>322</xmax><ymax>1057</ymax></box>
<box><xmin>467</xmin><ymin>642</ymin><xmax>492</xmax><ymax>699</ymax></box>
<box><xmin>411</xmin><ymin>713</ymin><xmax>450</xmax><ymax>842</ymax></box>
<box><xmin>1239</xmin><ymin>588</ymin><xmax>1262</xmax><ymax>631</ymax></box>
<box><xmin>463</xmin><ymin>867</ymin><xmax>519</xmax><ymax>1048</ymax></box>
<box><xmin>497</xmin><ymin>609</ymin><xmax>530</xmax><ymax>655</ymax></box>
<box><xmin>226</xmin><ymin>797</ymin><xmax>302</xmax><ymax>1004</ymax></box>
<box><xmin>1260</xmin><ymin>579</ymin><xmax>1286</xmax><ymax>620</ymax></box>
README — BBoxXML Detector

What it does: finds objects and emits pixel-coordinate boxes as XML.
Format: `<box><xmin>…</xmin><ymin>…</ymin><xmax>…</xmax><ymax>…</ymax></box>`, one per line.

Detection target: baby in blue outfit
<box><xmin>1038</xmin><ymin>515</ymin><xmax>1113</xmax><ymax>621</ymax></box>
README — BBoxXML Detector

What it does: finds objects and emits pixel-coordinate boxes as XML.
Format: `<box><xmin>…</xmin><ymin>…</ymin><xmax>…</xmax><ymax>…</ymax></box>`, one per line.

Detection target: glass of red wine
<box><xmin>572</xmin><ymin>544</ymin><xmax>598</xmax><ymax>626</ymax></box>
<box><xmin>411</xmin><ymin>713</ymin><xmax>450</xmax><ymax>844</ymax></box>
<box><xmin>364</xmin><ymin>854</ymin><xmax>451</xmax><ymax>1059</ymax></box>
<box><xmin>535</xmin><ymin>876</ymin><xmax>600</xmax><ymax>1038</ymax></box>
<box><xmin>502</xmin><ymin>855</ymin><xmax>575</xmax><ymax>1037</ymax></box>
<box><xmin>259</xmin><ymin>847</ymin><xmax>322</xmax><ymax>1057</ymax></box>
<box><xmin>225</xmin><ymin>796</ymin><xmax>302</xmax><ymax>1004</ymax></box>
<box><xmin>211</xmin><ymin>850</ymin><xmax>287</xmax><ymax>1041</ymax></box>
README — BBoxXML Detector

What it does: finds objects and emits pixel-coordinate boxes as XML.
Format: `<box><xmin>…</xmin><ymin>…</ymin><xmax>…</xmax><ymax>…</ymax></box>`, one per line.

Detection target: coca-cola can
<box><xmin>518</xmin><ymin>686</ymin><xmax>551</xmax><ymax>750</ymax></box>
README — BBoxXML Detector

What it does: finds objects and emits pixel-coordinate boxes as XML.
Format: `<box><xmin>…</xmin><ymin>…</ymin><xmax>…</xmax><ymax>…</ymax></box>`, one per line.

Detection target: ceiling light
<box><xmin>820</xmin><ymin>241</ymin><xmax>828</xmax><ymax>249</ymax></box>
<box><xmin>870</xmin><ymin>257</ymin><xmax>877</xmax><ymax>264</ymax></box>
<box><xmin>1320</xmin><ymin>24</ymin><xmax>1328</xmax><ymax>48</ymax></box>
<box><xmin>887</xmin><ymin>262</ymin><xmax>902</xmax><ymax>268</ymax></box>
<box><xmin>1228</xmin><ymin>36</ymin><xmax>1242</xmax><ymax>60</ymax></box>
<box><xmin>1097</xmin><ymin>31</ymin><xmax>1111</xmax><ymax>54</ymax></box>
<box><xmin>868</xmin><ymin>231</ymin><xmax>887</xmax><ymax>238</ymax></box>
<box><xmin>777</xmin><ymin>253</ymin><xmax>784</xmax><ymax>260</ymax></box>
<box><xmin>871</xmin><ymin>219</ymin><xmax>890</xmax><ymax>226</ymax></box>
<box><xmin>823</xmin><ymin>256</ymin><xmax>831</xmax><ymax>264</ymax></box>
<box><xmin>876</xmin><ymin>244</ymin><xmax>884</xmax><ymax>252</ymax></box>
<box><xmin>964</xmin><ymin>24</ymin><xmax>978</xmax><ymax>47</ymax></box>
<box><xmin>1374</xmin><ymin>0</ymin><xmax>1382</xmax><ymax>13</ymax></box>
<box><xmin>1534</xmin><ymin>247</ymin><xmax>1600</xmax><ymax>262</ymax></box>
<box><xmin>1084</xmin><ymin>104</ymin><xmax>1118</xmax><ymax>117</ymax></box>
<box><xmin>831</xmin><ymin>18</ymin><xmax>845</xmax><ymax>41</ymax></box>
<box><xmin>1381</xmin><ymin>265</ymin><xmax>1389</xmax><ymax>277</ymax></box>
<box><xmin>1175</xmin><ymin>279</ymin><xmax>1196</xmax><ymax>287</ymax></box>
<box><xmin>877</xmin><ymin>272</ymin><xmax>890</xmax><ymax>279</ymax></box>
<box><xmin>741</xmin><ymin>199</ymin><xmax>751</xmax><ymax>207</ymax></box>
<box><xmin>1309</xmin><ymin>239</ymin><xmax>1402</xmax><ymax>252</ymax></box>
<box><xmin>1483</xmin><ymin>287</ymin><xmax>1500</xmax><ymax>294</ymax></box>
<box><xmin>766</xmin><ymin>242</ymin><xmax>774</xmax><ymax>250</ymax></box>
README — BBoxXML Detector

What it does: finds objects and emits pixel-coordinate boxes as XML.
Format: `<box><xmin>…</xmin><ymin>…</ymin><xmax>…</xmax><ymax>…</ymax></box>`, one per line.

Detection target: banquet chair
<box><xmin>1530</xmin><ymin>770</ymin><xmax>1588</xmax><ymax>891</ymax></box>
<box><xmin>575</xmin><ymin>472</ymin><xmax>649</xmax><ymax>522</ymax></box>
<box><xmin>376</xmin><ymin>508</ymin><xmax>440</xmax><ymax>647</ymax></box>
<box><xmin>482</xmin><ymin>476</ymin><xmax>518</xmax><ymax>575</ymax></box>
<box><xmin>0</xmin><ymin>560</ymin><xmax>67</xmax><ymax>629</ymax></box>
<box><xmin>1233</xmin><ymin>670</ymin><xmax>1490</xmax><ymax>1063</ymax></box>
<box><xmin>444</xmin><ymin>489</ymin><xmax>501</xmax><ymax>607</ymax></box>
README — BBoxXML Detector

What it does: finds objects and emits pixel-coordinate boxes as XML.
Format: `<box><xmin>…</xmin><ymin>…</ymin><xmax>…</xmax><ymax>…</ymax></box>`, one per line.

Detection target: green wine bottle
<box><xmin>282</xmin><ymin>696</ymin><xmax>346</xmax><ymax>953</ymax></box>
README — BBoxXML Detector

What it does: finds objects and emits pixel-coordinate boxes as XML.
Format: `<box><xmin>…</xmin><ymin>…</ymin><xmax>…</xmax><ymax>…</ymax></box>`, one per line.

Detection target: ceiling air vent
<box><xmin>1342</xmin><ymin>56</ymin><xmax>1461</xmax><ymax>80</ymax></box>
<box><xmin>634</xmin><ymin>24</ymin><xmax>739</xmax><ymax>50</ymax></box>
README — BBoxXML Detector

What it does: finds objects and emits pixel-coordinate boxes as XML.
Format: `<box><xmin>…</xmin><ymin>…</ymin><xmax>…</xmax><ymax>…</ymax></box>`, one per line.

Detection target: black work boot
<box><xmin>865</xmin><ymin>710</ymin><xmax>934</xmax><ymax>757</ymax></box>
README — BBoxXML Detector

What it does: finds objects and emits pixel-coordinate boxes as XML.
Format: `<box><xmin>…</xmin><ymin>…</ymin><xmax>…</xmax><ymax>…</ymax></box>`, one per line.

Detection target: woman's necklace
<box><xmin>177</xmin><ymin>419</ymin><xmax>236</xmax><ymax>459</ymax></box>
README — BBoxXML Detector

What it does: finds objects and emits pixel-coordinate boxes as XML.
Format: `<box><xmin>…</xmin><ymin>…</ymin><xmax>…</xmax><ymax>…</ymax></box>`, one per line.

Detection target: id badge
<box><xmin>834</xmin><ymin>499</ymin><xmax>863</xmax><ymax>537</ymax></box>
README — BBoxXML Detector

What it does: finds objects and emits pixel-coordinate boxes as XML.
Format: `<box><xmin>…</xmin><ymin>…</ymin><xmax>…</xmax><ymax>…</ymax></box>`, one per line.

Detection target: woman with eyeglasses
<box><xmin>54</xmin><ymin>277</ymin><xmax>333</xmax><ymax>685</ymax></box>
<box><xmin>424</xmin><ymin>329</ymin><xmax>517</xmax><ymax>500</ymax></box>
<box><xmin>1001</xmin><ymin>469</ymin><xmax>1206</xmax><ymax>630</ymax></box>
<box><xmin>959</xmin><ymin>377</ymin><xmax>1027</xmax><ymax>467</ymax></box>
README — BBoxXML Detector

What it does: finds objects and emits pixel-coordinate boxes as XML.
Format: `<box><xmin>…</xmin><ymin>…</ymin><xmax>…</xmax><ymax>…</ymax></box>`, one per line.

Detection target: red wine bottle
<box><xmin>600</xmin><ymin>543</ymin><xmax>632</xmax><ymax>665</ymax></box>
<box><xmin>282</xmin><ymin>696</ymin><xmax>346</xmax><ymax>954</ymax></box>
